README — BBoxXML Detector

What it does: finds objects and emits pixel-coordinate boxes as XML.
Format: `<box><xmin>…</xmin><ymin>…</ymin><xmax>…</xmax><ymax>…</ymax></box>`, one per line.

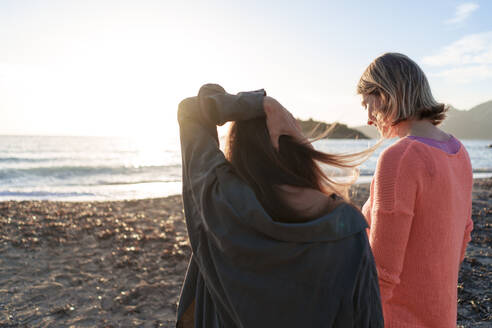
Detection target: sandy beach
<box><xmin>1</xmin><ymin>179</ymin><xmax>490</xmax><ymax>327</ymax></box>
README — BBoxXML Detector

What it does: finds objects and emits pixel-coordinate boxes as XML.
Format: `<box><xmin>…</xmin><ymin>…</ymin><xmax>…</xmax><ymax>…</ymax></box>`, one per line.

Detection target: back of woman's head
<box><xmin>357</xmin><ymin>52</ymin><xmax>447</xmax><ymax>125</ymax></box>
<box><xmin>225</xmin><ymin>118</ymin><xmax>373</xmax><ymax>222</ymax></box>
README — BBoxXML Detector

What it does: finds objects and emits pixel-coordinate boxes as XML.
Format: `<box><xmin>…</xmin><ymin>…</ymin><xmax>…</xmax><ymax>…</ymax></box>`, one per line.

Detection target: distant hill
<box><xmin>297</xmin><ymin>119</ymin><xmax>369</xmax><ymax>139</ymax></box>
<box><xmin>441</xmin><ymin>101</ymin><xmax>492</xmax><ymax>139</ymax></box>
<box><xmin>351</xmin><ymin>125</ymin><xmax>379</xmax><ymax>139</ymax></box>
<box><xmin>352</xmin><ymin>100</ymin><xmax>492</xmax><ymax>140</ymax></box>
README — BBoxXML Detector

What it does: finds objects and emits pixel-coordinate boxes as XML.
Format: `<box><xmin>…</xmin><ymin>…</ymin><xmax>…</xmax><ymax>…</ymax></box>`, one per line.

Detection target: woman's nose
<box><xmin>367</xmin><ymin>111</ymin><xmax>375</xmax><ymax>125</ymax></box>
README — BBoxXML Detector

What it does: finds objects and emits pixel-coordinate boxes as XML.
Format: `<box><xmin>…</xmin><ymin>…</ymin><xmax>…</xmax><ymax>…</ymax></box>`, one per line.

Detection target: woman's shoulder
<box><xmin>380</xmin><ymin>137</ymin><xmax>439</xmax><ymax>167</ymax></box>
<box><xmin>378</xmin><ymin>138</ymin><xmax>419</xmax><ymax>167</ymax></box>
<box><xmin>380</xmin><ymin>137</ymin><xmax>416</xmax><ymax>158</ymax></box>
<box><xmin>375</xmin><ymin>138</ymin><xmax>434</xmax><ymax>183</ymax></box>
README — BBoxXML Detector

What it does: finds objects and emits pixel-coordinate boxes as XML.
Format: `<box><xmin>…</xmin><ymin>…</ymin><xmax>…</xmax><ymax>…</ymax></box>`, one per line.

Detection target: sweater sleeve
<box><xmin>368</xmin><ymin>142</ymin><xmax>422</xmax><ymax>305</ymax></box>
<box><xmin>361</xmin><ymin>179</ymin><xmax>375</xmax><ymax>234</ymax></box>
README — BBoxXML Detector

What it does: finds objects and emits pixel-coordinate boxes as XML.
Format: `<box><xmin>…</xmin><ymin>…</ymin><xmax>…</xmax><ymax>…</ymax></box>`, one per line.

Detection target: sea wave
<box><xmin>357</xmin><ymin>168</ymin><xmax>492</xmax><ymax>176</ymax></box>
<box><xmin>0</xmin><ymin>165</ymin><xmax>182</xmax><ymax>180</ymax></box>
<box><xmin>473</xmin><ymin>168</ymin><xmax>492</xmax><ymax>173</ymax></box>
<box><xmin>358</xmin><ymin>168</ymin><xmax>374</xmax><ymax>176</ymax></box>
<box><xmin>92</xmin><ymin>179</ymin><xmax>181</xmax><ymax>186</ymax></box>
<box><xmin>0</xmin><ymin>157</ymin><xmax>58</xmax><ymax>163</ymax></box>
<box><xmin>2</xmin><ymin>164</ymin><xmax>490</xmax><ymax>181</ymax></box>
<box><xmin>0</xmin><ymin>190</ymin><xmax>95</xmax><ymax>198</ymax></box>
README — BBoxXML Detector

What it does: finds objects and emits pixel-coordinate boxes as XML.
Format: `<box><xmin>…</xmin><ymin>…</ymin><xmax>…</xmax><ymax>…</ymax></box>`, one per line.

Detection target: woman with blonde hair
<box><xmin>357</xmin><ymin>53</ymin><xmax>473</xmax><ymax>327</ymax></box>
<box><xmin>176</xmin><ymin>84</ymin><xmax>383</xmax><ymax>327</ymax></box>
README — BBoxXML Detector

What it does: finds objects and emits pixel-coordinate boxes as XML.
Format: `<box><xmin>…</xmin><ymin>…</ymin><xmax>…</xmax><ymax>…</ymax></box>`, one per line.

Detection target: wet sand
<box><xmin>0</xmin><ymin>179</ymin><xmax>490</xmax><ymax>327</ymax></box>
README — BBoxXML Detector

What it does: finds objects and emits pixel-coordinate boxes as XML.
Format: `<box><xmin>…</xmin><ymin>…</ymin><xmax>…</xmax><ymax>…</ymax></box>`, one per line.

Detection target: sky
<box><xmin>1</xmin><ymin>0</ymin><xmax>491</xmax><ymax>137</ymax></box>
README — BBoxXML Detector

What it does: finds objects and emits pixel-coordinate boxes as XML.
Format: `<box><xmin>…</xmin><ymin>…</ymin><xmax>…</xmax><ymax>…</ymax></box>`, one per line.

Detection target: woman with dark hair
<box><xmin>357</xmin><ymin>53</ymin><xmax>473</xmax><ymax>327</ymax></box>
<box><xmin>176</xmin><ymin>84</ymin><xmax>383</xmax><ymax>327</ymax></box>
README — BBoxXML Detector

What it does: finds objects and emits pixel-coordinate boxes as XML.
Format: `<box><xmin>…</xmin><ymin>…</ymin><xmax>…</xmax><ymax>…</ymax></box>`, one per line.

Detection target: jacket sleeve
<box><xmin>177</xmin><ymin>84</ymin><xmax>265</xmax><ymax>192</ymax></box>
<box><xmin>176</xmin><ymin>84</ymin><xmax>267</xmax><ymax>328</ymax></box>
<box><xmin>177</xmin><ymin>84</ymin><xmax>265</xmax><ymax>243</ymax></box>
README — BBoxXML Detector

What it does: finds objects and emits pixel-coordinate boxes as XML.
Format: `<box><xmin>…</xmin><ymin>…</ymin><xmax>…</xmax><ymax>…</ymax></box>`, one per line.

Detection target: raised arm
<box><xmin>177</xmin><ymin>84</ymin><xmax>265</xmax><ymax>192</ymax></box>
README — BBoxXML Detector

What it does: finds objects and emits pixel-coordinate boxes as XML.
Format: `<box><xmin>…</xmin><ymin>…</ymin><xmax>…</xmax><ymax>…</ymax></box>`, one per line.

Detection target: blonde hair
<box><xmin>357</xmin><ymin>53</ymin><xmax>447</xmax><ymax>125</ymax></box>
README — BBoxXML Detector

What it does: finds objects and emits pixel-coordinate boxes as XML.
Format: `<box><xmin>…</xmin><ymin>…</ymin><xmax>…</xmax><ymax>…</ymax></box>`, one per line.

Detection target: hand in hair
<box><xmin>263</xmin><ymin>96</ymin><xmax>311</xmax><ymax>150</ymax></box>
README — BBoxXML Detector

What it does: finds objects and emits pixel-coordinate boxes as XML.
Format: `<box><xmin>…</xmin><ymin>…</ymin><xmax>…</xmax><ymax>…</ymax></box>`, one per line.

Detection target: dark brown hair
<box><xmin>225</xmin><ymin>118</ymin><xmax>375</xmax><ymax>222</ymax></box>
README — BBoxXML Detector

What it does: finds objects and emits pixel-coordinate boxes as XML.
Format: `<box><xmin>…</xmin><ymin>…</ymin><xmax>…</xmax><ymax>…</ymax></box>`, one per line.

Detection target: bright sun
<box><xmin>1</xmin><ymin>4</ymin><xmax>233</xmax><ymax>138</ymax></box>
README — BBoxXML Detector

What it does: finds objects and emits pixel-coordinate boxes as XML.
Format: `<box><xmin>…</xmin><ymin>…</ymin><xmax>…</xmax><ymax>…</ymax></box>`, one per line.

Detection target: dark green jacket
<box><xmin>176</xmin><ymin>84</ymin><xmax>383</xmax><ymax>328</ymax></box>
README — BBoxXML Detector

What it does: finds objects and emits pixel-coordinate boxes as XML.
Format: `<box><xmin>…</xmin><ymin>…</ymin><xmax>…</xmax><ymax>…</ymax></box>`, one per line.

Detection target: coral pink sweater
<box><xmin>362</xmin><ymin>137</ymin><xmax>473</xmax><ymax>328</ymax></box>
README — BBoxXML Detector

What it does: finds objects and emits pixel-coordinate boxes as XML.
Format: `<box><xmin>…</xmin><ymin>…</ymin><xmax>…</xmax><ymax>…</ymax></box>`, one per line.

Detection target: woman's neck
<box><xmin>395</xmin><ymin>120</ymin><xmax>450</xmax><ymax>141</ymax></box>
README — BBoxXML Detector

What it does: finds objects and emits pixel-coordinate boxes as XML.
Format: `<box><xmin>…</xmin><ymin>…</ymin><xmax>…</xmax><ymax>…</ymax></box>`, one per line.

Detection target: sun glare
<box><xmin>1</xmin><ymin>3</ymin><xmax>236</xmax><ymax>138</ymax></box>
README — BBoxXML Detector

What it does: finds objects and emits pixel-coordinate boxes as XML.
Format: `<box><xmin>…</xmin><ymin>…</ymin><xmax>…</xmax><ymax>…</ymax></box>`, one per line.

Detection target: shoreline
<box><xmin>0</xmin><ymin>179</ymin><xmax>490</xmax><ymax>327</ymax></box>
<box><xmin>2</xmin><ymin>174</ymin><xmax>492</xmax><ymax>204</ymax></box>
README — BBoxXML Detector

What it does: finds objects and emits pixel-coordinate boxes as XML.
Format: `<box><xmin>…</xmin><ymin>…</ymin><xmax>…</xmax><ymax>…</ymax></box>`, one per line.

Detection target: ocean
<box><xmin>1</xmin><ymin>135</ymin><xmax>491</xmax><ymax>201</ymax></box>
